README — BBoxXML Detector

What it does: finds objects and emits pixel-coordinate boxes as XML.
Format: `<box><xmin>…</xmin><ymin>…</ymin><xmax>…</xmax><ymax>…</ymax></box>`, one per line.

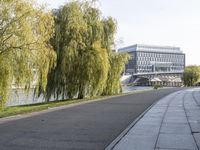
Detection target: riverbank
<box><xmin>0</xmin><ymin>87</ymin><xmax>155</xmax><ymax>118</ymax></box>
<box><xmin>0</xmin><ymin>88</ymin><xmax>184</xmax><ymax>150</ymax></box>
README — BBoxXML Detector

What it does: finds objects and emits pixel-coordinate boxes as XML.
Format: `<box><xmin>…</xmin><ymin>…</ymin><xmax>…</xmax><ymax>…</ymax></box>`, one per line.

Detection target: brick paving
<box><xmin>112</xmin><ymin>88</ymin><xmax>200</xmax><ymax>150</ymax></box>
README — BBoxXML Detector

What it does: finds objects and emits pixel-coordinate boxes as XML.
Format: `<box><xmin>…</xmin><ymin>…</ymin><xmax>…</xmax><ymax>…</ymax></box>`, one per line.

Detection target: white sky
<box><xmin>38</xmin><ymin>0</ymin><xmax>200</xmax><ymax>65</ymax></box>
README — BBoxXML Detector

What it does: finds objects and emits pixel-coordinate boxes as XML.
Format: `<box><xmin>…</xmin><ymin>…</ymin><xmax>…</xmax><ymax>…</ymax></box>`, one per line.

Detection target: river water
<box><xmin>6</xmin><ymin>86</ymin><xmax>153</xmax><ymax>106</ymax></box>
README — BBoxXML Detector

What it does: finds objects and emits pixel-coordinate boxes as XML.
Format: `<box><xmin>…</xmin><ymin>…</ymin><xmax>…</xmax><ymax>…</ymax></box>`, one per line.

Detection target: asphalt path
<box><xmin>0</xmin><ymin>88</ymin><xmax>183</xmax><ymax>150</ymax></box>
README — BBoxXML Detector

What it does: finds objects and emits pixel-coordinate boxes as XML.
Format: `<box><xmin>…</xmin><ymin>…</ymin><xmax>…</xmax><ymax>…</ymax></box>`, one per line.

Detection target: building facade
<box><xmin>118</xmin><ymin>44</ymin><xmax>185</xmax><ymax>86</ymax></box>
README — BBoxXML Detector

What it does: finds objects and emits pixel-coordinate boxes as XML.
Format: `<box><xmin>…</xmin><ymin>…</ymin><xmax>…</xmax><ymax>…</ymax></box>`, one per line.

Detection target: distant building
<box><xmin>118</xmin><ymin>44</ymin><xmax>185</xmax><ymax>86</ymax></box>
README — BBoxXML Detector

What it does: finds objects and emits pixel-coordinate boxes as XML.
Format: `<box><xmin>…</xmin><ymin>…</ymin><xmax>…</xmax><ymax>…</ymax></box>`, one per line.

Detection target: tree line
<box><xmin>183</xmin><ymin>65</ymin><xmax>200</xmax><ymax>86</ymax></box>
<box><xmin>0</xmin><ymin>0</ymin><xmax>129</xmax><ymax>109</ymax></box>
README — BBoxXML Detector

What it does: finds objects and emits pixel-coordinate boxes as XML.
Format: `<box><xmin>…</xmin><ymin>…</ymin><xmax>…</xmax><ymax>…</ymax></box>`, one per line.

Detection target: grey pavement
<box><xmin>111</xmin><ymin>88</ymin><xmax>200</xmax><ymax>150</ymax></box>
<box><xmin>0</xmin><ymin>88</ymin><xmax>182</xmax><ymax>150</ymax></box>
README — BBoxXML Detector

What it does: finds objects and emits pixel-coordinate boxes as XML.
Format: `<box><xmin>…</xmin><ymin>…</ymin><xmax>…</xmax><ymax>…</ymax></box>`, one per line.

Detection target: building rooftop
<box><xmin>118</xmin><ymin>44</ymin><xmax>183</xmax><ymax>53</ymax></box>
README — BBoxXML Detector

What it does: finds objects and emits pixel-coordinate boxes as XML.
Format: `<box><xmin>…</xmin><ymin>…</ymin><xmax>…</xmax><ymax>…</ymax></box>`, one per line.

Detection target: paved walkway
<box><xmin>110</xmin><ymin>88</ymin><xmax>200</xmax><ymax>150</ymax></box>
<box><xmin>0</xmin><ymin>88</ymin><xmax>183</xmax><ymax>150</ymax></box>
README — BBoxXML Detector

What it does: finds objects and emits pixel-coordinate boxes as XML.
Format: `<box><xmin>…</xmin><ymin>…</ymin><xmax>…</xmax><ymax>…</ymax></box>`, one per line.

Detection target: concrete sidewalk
<box><xmin>108</xmin><ymin>88</ymin><xmax>200</xmax><ymax>150</ymax></box>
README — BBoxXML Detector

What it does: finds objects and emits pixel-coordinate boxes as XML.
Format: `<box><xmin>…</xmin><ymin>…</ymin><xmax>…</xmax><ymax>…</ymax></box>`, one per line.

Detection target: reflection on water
<box><xmin>7</xmin><ymin>86</ymin><xmax>153</xmax><ymax>106</ymax></box>
<box><xmin>122</xmin><ymin>86</ymin><xmax>153</xmax><ymax>93</ymax></box>
<box><xmin>7</xmin><ymin>89</ymin><xmax>65</xmax><ymax>107</ymax></box>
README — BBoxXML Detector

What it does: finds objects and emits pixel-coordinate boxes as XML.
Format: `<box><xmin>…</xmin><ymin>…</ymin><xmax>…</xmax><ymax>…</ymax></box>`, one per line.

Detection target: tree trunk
<box><xmin>78</xmin><ymin>85</ymin><xmax>84</xmax><ymax>99</ymax></box>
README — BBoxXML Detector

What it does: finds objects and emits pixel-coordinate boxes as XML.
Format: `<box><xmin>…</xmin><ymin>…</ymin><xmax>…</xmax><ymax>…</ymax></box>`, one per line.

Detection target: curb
<box><xmin>105</xmin><ymin>89</ymin><xmax>184</xmax><ymax>150</ymax></box>
<box><xmin>104</xmin><ymin>98</ymin><xmax>160</xmax><ymax>150</ymax></box>
<box><xmin>0</xmin><ymin>89</ymin><xmax>155</xmax><ymax>124</ymax></box>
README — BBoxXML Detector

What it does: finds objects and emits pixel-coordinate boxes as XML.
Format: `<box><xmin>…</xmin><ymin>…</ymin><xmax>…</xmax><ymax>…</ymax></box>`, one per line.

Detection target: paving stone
<box><xmin>168</xmin><ymin>103</ymin><xmax>183</xmax><ymax>106</ymax></box>
<box><xmin>155</xmin><ymin>149</ymin><xmax>179</xmax><ymax>150</ymax></box>
<box><xmin>153</xmin><ymin>104</ymin><xmax>168</xmax><ymax>106</ymax></box>
<box><xmin>185</xmin><ymin>106</ymin><xmax>199</xmax><ymax>110</ymax></box>
<box><xmin>160</xmin><ymin>123</ymin><xmax>191</xmax><ymax>134</ymax></box>
<box><xmin>167</xmin><ymin>109</ymin><xmax>185</xmax><ymax>114</ymax></box>
<box><xmin>163</xmin><ymin>119</ymin><xmax>188</xmax><ymax>124</ymax></box>
<box><xmin>163</xmin><ymin>117</ymin><xmax>188</xmax><ymax>124</ymax></box>
<box><xmin>112</xmin><ymin>89</ymin><xmax>200</xmax><ymax>150</ymax></box>
<box><xmin>138</xmin><ymin>117</ymin><xmax>162</xmax><ymax>125</ymax></box>
<box><xmin>190</xmin><ymin>122</ymin><xmax>200</xmax><ymax>133</ymax></box>
<box><xmin>113</xmin><ymin>134</ymin><xmax>157</xmax><ymax>150</ymax></box>
<box><xmin>147</xmin><ymin>109</ymin><xmax>166</xmax><ymax>114</ymax></box>
<box><xmin>164</xmin><ymin>116</ymin><xmax>187</xmax><ymax>119</ymax></box>
<box><xmin>187</xmin><ymin>112</ymin><xmax>200</xmax><ymax>117</ymax></box>
<box><xmin>164</xmin><ymin>113</ymin><xmax>185</xmax><ymax>118</ymax></box>
<box><xmin>188</xmin><ymin>117</ymin><xmax>200</xmax><ymax>124</ymax></box>
<box><xmin>194</xmin><ymin>133</ymin><xmax>200</xmax><ymax>149</ymax></box>
<box><xmin>128</xmin><ymin>123</ymin><xmax>160</xmax><ymax>136</ymax></box>
<box><xmin>143</xmin><ymin>115</ymin><xmax>163</xmax><ymax>119</ymax></box>
<box><xmin>165</xmin><ymin>111</ymin><xmax>185</xmax><ymax>116</ymax></box>
<box><xmin>167</xmin><ymin>107</ymin><xmax>184</xmax><ymax>111</ymax></box>
<box><xmin>185</xmin><ymin>101</ymin><xmax>198</xmax><ymax>105</ymax></box>
<box><xmin>144</xmin><ymin>112</ymin><xmax>164</xmax><ymax>118</ymax></box>
<box><xmin>185</xmin><ymin>106</ymin><xmax>199</xmax><ymax>109</ymax></box>
<box><xmin>156</xmin><ymin>102</ymin><xmax>169</xmax><ymax>105</ymax></box>
<box><xmin>156</xmin><ymin>134</ymin><xmax>198</xmax><ymax>150</ymax></box>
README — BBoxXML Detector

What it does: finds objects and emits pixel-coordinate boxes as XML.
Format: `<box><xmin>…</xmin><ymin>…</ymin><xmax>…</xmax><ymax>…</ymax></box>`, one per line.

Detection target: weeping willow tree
<box><xmin>46</xmin><ymin>0</ymin><xmax>129</xmax><ymax>100</ymax></box>
<box><xmin>77</xmin><ymin>2</ymin><xmax>110</xmax><ymax>98</ymax></box>
<box><xmin>46</xmin><ymin>2</ymin><xmax>84</xmax><ymax>100</ymax></box>
<box><xmin>0</xmin><ymin>0</ymin><xmax>56</xmax><ymax>108</ymax></box>
<box><xmin>46</xmin><ymin>1</ymin><xmax>109</xmax><ymax>100</ymax></box>
<box><xmin>103</xmin><ymin>53</ymin><xmax>129</xmax><ymax>95</ymax></box>
<box><xmin>101</xmin><ymin>17</ymin><xmax>130</xmax><ymax>95</ymax></box>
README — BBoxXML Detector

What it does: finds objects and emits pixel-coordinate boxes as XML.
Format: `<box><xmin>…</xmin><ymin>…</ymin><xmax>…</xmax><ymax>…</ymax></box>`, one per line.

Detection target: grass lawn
<box><xmin>0</xmin><ymin>99</ymin><xmax>82</xmax><ymax>118</ymax></box>
<box><xmin>0</xmin><ymin>94</ymin><xmax>125</xmax><ymax>118</ymax></box>
<box><xmin>0</xmin><ymin>96</ymin><xmax>107</xmax><ymax>118</ymax></box>
<box><xmin>0</xmin><ymin>88</ymin><xmax>153</xmax><ymax>119</ymax></box>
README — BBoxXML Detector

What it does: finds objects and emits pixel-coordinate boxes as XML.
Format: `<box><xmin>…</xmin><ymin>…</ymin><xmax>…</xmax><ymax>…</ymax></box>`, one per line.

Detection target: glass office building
<box><xmin>118</xmin><ymin>44</ymin><xmax>185</xmax><ymax>86</ymax></box>
<box><xmin>118</xmin><ymin>44</ymin><xmax>185</xmax><ymax>74</ymax></box>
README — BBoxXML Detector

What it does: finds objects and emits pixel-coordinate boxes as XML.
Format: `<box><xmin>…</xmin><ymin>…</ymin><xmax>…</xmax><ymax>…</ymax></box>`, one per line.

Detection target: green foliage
<box><xmin>46</xmin><ymin>1</ymin><xmax>108</xmax><ymax>100</ymax></box>
<box><xmin>153</xmin><ymin>84</ymin><xmax>162</xmax><ymax>89</ymax></box>
<box><xmin>0</xmin><ymin>0</ymin><xmax>56</xmax><ymax>108</ymax></box>
<box><xmin>100</xmin><ymin>16</ymin><xmax>130</xmax><ymax>95</ymax></box>
<box><xmin>0</xmin><ymin>58</ymin><xmax>12</xmax><ymax>108</ymax></box>
<box><xmin>183</xmin><ymin>65</ymin><xmax>200</xmax><ymax>86</ymax></box>
<box><xmin>46</xmin><ymin>1</ymin><xmax>129</xmax><ymax>100</ymax></box>
<box><xmin>103</xmin><ymin>53</ymin><xmax>130</xmax><ymax>95</ymax></box>
<box><xmin>0</xmin><ymin>0</ymin><xmax>129</xmax><ymax>106</ymax></box>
